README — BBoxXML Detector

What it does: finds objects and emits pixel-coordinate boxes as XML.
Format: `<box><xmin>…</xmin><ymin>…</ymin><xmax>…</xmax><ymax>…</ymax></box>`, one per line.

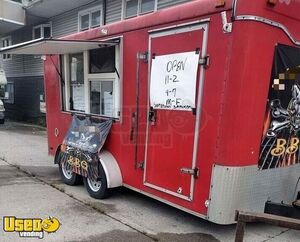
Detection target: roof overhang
<box><xmin>23</xmin><ymin>0</ymin><xmax>96</xmax><ymax>19</ymax></box>
<box><xmin>0</xmin><ymin>0</ymin><xmax>25</xmax><ymax>35</ymax></box>
<box><xmin>0</xmin><ymin>38</ymin><xmax>118</xmax><ymax>55</ymax></box>
<box><xmin>0</xmin><ymin>18</ymin><xmax>24</xmax><ymax>35</ymax></box>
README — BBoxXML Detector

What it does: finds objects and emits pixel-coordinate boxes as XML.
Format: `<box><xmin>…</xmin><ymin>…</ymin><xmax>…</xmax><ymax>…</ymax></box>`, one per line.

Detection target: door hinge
<box><xmin>199</xmin><ymin>55</ymin><xmax>210</xmax><ymax>68</ymax></box>
<box><xmin>221</xmin><ymin>11</ymin><xmax>232</xmax><ymax>33</ymax></box>
<box><xmin>180</xmin><ymin>167</ymin><xmax>199</xmax><ymax>179</ymax></box>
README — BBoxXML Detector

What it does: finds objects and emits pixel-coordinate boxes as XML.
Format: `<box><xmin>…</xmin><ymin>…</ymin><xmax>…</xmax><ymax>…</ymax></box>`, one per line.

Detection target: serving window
<box><xmin>89</xmin><ymin>47</ymin><xmax>115</xmax><ymax>73</ymax></box>
<box><xmin>90</xmin><ymin>79</ymin><xmax>114</xmax><ymax>116</ymax></box>
<box><xmin>60</xmin><ymin>44</ymin><xmax>120</xmax><ymax>119</ymax></box>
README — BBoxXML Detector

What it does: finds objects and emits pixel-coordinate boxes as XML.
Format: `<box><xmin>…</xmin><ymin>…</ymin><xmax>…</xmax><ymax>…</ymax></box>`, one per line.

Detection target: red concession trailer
<box><xmin>2</xmin><ymin>0</ymin><xmax>300</xmax><ymax>224</ymax></box>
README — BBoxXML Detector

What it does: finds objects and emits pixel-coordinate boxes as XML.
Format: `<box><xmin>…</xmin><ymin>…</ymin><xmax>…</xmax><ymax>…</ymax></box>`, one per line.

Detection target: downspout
<box><xmin>103</xmin><ymin>0</ymin><xmax>107</xmax><ymax>25</ymax></box>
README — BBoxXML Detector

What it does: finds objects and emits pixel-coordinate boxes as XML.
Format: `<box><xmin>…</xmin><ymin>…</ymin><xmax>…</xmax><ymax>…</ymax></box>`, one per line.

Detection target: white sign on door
<box><xmin>150</xmin><ymin>51</ymin><xmax>200</xmax><ymax>111</ymax></box>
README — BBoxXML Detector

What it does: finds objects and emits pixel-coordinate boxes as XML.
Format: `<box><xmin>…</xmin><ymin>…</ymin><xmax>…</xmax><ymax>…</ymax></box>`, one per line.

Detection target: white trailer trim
<box><xmin>0</xmin><ymin>38</ymin><xmax>119</xmax><ymax>55</ymax></box>
<box><xmin>143</xmin><ymin>20</ymin><xmax>209</xmax><ymax>201</ymax></box>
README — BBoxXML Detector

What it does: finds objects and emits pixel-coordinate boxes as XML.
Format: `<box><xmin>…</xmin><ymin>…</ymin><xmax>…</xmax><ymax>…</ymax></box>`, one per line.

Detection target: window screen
<box><xmin>89</xmin><ymin>47</ymin><xmax>115</xmax><ymax>73</ymax></box>
<box><xmin>69</xmin><ymin>53</ymin><xmax>84</xmax><ymax>84</ymax></box>
<box><xmin>80</xmin><ymin>14</ymin><xmax>90</xmax><ymax>30</ymax></box>
<box><xmin>141</xmin><ymin>0</ymin><xmax>155</xmax><ymax>13</ymax></box>
<box><xmin>34</xmin><ymin>28</ymin><xmax>41</xmax><ymax>39</ymax></box>
<box><xmin>90</xmin><ymin>80</ymin><xmax>113</xmax><ymax>116</ymax></box>
<box><xmin>126</xmin><ymin>0</ymin><xmax>138</xmax><ymax>17</ymax></box>
<box><xmin>44</xmin><ymin>26</ymin><xmax>51</xmax><ymax>38</ymax></box>
<box><xmin>91</xmin><ymin>10</ymin><xmax>101</xmax><ymax>27</ymax></box>
<box><xmin>69</xmin><ymin>53</ymin><xmax>84</xmax><ymax>112</ymax></box>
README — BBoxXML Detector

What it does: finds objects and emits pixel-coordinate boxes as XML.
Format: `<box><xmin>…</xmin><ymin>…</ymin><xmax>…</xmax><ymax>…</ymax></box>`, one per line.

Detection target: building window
<box><xmin>33</xmin><ymin>24</ymin><xmax>52</xmax><ymax>39</ymax></box>
<box><xmin>61</xmin><ymin>45</ymin><xmax>120</xmax><ymax>118</ymax></box>
<box><xmin>123</xmin><ymin>0</ymin><xmax>156</xmax><ymax>19</ymax></box>
<box><xmin>79</xmin><ymin>7</ymin><xmax>103</xmax><ymax>31</ymax></box>
<box><xmin>1</xmin><ymin>37</ymin><xmax>12</xmax><ymax>60</ymax></box>
<box><xmin>4</xmin><ymin>82</ymin><xmax>14</xmax><ymax>104</ymax></box>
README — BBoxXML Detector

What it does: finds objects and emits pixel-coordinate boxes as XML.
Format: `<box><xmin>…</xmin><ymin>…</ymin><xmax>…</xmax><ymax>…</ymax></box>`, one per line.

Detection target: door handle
<box><xmin>180</xmin><ymin>167</ymin><xmax>199</xmax><ymax>179</ymax></box>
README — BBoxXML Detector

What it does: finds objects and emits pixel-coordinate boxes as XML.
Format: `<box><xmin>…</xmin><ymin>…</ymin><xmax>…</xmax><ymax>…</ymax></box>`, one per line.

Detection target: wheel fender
<box><xmin>98</xmin><ymin>150</ymin><xmax>122</xmax><ymax>188</ymax></box>
<box><xmin>54</xmin><ymin>145</ymin><xmax>62</xmax><ymax>164</ymax></box>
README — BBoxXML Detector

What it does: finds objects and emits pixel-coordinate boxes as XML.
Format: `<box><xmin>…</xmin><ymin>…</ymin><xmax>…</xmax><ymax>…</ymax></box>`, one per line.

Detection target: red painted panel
<box><xmin>271</xmin><ymin>0</ymin><xmax>300</xmax><ymax>21</ymax></box>
<box><xmin>43</xmin><ymin>0</ymin><xmax>300</xmax><ymax>221</ymax></box>
<box><xmin>236</xmin><ymin>1</ymin><xmax>300</xmax><ymax>42</ymax></box>
<box><xmin>145</xmin><ymin>30</ymin><xmax>204</xmax><ymax>198</ymax></box>
<box><xmin>43</xmin><ymin>13</ymin><xmax>231</xmax><ymax>217</ymax></box>
<box><xmin>215</xmin><ymin>21</ymin><xmax>292</xmax><ymax>167</ymax></box>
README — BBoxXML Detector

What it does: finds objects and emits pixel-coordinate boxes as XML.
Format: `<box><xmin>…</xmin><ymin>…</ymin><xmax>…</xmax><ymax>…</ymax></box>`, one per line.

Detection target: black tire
<box><xmin>57</xmin><ymin>151</ymin><xmax>82</xmax><ymax>186</ymax></box>
<box><xmin>83</xmin><ymin>163</ymin><xmax>109</xmax><ymax>199</ymax></box>
<box><xmin>0</xmin><ymin>119</ymin><xmax>4</xmax><ymax>124</ymax></box>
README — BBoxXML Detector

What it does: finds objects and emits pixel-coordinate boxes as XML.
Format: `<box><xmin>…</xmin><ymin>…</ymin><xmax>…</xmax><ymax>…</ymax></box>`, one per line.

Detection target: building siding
<box><xmin>157</xmin><ymin>0</ymin><xmax>190</xmax><ymax>10</ymax></box>
<box><xmin>106</xmin><ymin>0</ymin><xmax>122</xmax><ymax>24</ymax></box>
<box><xmin>2</xmin><ymin>1</ymin><xmax>105</xmax><ymax>77</ymax></box>
<box><xmin>1</xmin><ymin>25</ymin><xmax>44</xmax><ymax>78</ymax></box>
<box><xmin>50</xmin><ymin>10</ymin><xmax>79</xmax><ymax>38</ymax></box>
<box><xmin>1</xmin><ymin>0</ymin><xmax>192</xmax><ymax>122</ymax></box>
<box><xmin>50</xmin><ymin>1</ymin><xmax>103</xmax><ymax>38</ymax></box>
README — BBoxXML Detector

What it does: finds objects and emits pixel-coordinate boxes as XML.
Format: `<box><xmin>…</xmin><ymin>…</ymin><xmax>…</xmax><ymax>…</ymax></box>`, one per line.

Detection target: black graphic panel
<box><xmin>259</xmin><ymin>44</ymin><xmax>300</xmax><ymax>169</ymax></box>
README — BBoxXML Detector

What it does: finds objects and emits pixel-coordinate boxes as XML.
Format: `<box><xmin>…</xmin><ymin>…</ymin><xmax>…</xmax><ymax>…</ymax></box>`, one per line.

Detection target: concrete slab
<box><xmin>0</xmin><ymin>163</ymin><xmax>153</xmax><ymax>242</ymax></box>
<box><xmin>0</xmin><ymin>121</ymin><xmax>299</xmax><ymax>241</ymax></box>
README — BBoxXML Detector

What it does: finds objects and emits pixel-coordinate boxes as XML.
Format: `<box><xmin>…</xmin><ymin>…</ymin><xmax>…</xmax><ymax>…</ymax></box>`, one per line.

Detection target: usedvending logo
<box><xmin>3</xmin><ymin>216</ymin><xmax>61</xmax><ymax>239</ymax></box>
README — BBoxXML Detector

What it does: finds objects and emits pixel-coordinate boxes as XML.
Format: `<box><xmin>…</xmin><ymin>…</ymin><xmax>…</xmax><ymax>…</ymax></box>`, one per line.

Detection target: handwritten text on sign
<box><xmin>150</xmin><ymin>51</ymin><xmax>200</xmax><ymax>111</ymax></box>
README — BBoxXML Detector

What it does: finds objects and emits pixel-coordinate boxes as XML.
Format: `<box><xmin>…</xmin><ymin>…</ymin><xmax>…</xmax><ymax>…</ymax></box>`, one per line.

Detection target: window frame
<box><xmin>78</xmin><ymin>6</ymin><xmax>103</xmax><ymax>32</ymax></box>
<box><xmin>89</xmin><ymin>78</ymin><xmax>115</xmax><ymax>117</ymax></box>
<box><xmin>122</xmin><ymin>0</ymin><xmax>157</xmax><ymax>19</ymax></box>
<box><xmin>32</xmin><ymin>23</ymin><xmax>52</xmax><ymax>39</ymax></box>
<box><xmin>60</xmin><ymin>41</ymin><xmax>121</xmax><ymax>119</ymax></box>
<box><xmin>1</xmin><ymin>36</ymin><xmax>12</xmax><ymax>60</ymax></box>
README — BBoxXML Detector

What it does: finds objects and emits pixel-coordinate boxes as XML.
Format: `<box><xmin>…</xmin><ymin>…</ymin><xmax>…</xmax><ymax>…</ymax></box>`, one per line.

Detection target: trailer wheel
<box><xmin>58</xmin><ymin>152</ymin><xmax>82</xmax><ymax>186</ymax></box>
<box><xmin>83</xmin><ymin>164</ymin><xmax>109</xmax><ymax>199</ymax></box>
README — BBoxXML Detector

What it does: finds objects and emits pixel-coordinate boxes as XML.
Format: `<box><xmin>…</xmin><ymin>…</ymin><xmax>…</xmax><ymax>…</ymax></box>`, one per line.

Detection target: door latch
<box><xmin>180</xmin><ymin>167</ymin><xmax>199</xmax><ymax>179</ymax></box>
<box><xmin>199</xmin><ymin>55</ymin><xmax>210</xmax><ymax>68</ymax></box>
<box><xmin>148</xmin><ymin>106</ymin><xmax>157</xmax><ymax>125</ymax></box>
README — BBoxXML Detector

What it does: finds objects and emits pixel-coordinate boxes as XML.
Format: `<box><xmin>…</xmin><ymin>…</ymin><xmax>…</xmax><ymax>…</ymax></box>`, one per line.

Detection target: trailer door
<box><xmin>144</xmin><ymin>22</ymin><xmax>208</xmax><ymax>201</ymax></box>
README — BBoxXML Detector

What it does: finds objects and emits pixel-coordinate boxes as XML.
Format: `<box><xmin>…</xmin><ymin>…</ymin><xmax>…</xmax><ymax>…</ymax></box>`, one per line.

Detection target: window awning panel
<box><xmin>0</xmin><ymin>38</ymin><xmax>118</xmax><ymax>55</ymax></box>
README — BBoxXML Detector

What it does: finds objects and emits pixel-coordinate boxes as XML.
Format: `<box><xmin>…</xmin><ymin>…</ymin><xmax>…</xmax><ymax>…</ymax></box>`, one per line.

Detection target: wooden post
<box><xmin>235</xmin><ymin>220</ymin><xmax>246</xmax><ymax>242</ymax></box>
<box><xmin>235</xmin><ymin>210</ymin><xmax>300</xmax><ymax>242</ymax></box>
